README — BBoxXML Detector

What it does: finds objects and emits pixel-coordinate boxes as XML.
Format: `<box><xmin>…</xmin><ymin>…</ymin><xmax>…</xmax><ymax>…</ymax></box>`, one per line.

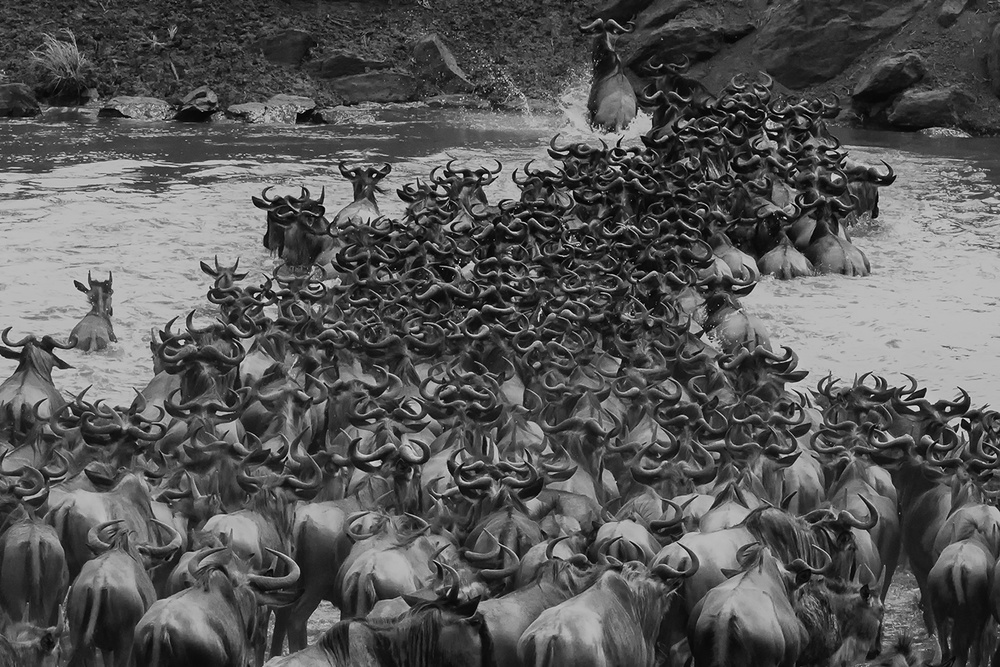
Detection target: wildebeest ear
<box><xmin>857</xmin><ymin>563</ymin><xmax>875</xmax><ymax>586</ymax></box>
<box><xmin>0</xmin><ymin>347</ymin><xmax>19</xmax><ymax>360</ymax></box>
<box><xmin>74</xmin><ymin>280</ymin><xmax>89</xmax><ymax>293</ymax></box>
<box><xmin>199</xmin><ymin>260</ymin><xmax>215</xmax><ymax>276</ymax></box>
<box><xmin>456</xmin><ymin>596</ymin><xmax>481</xmax><ymax>618</ymax></box>
<box><xmin>794</xmin><ymin>570</ymin><xmax>812</xmax><ymax>588</ymax></box>
<box><xmin>721</xmin><ymin>568</ymin><xmax>741</xmax><ymax>579</ymax></box>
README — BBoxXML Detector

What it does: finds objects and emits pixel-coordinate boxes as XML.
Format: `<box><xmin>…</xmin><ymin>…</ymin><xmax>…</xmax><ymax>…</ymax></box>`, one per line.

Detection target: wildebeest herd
<box><xmin>0</xmin><ymin>52</ymin><xmax>990</xmax><ymax>667</ymax></box>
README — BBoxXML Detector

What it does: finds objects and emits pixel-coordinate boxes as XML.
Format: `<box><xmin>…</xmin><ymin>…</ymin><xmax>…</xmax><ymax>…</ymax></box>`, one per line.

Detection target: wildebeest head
<box><xmin>73</xmin><ymin>271</ymin><xmax>113</xmax><ymax>318</ymax></box>
<box><xmin>339</xmin><ymin>162</ymin><xmax>391</xmax><ymax>204</ymax></box>
<box><xmin>252</xmin><ymin>186</ymin><xmax>330</xmax><ymax>268</ymax></box>
<box><xmin>794</xmin><ymin>574</ymin><xmax>884</xmax><ymax>665</ymax></box>
<box><xmin>0</xmin><ymin>621</ymin><xmax>62</xmax><ymax>667</ymax></box>
<box><xmin>579</xmin><ymin>18</ymin><xmax>632</xmax><ymax>79</ymax></box>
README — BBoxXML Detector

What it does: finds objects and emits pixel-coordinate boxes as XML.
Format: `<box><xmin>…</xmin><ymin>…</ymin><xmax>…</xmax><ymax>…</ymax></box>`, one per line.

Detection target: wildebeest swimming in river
<box><xmin>581</xmin><ymin>18</ymin><xmax>637</xmax><ymax>133</ymax></box>
<box><xmin>70</xmin><ymin>271</ymin><xmax>116</xmax><ymax>352</ymax></box>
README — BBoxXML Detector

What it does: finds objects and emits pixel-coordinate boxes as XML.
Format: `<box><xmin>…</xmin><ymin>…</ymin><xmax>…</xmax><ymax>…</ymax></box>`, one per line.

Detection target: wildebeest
<box><xmin>688</xmin><ymin>544</ymin><xmax>882</xmax><ymax>667</ymax></box>
<box><xmin>64</xmin><ymin>519</ymin><xmax>181</xmax><ymax>667</ymax></box>
<box><xmin>517</xmin><ymin>556</ymin><xmax>699</xmax><ymax>667</ymax></box>
<box><xmin>70</xmin><ymin>271</ymin><xmax>117</xmax><ymax>352</ymax></box>
<box><xmin>579</xmin><ymin>19</ymin><xmax>636</xmax><ymax>133</ymax></box>
<box><xmin>132</xmin><ymin>545</ymin><xmax>300</xmax><ymax>667</ymax></box>
<box><xmin>0</xmin><ymin>507</ymin><xmax>67</xmax><ymax>628</ymax></box>
<box><xmin>263</xmin><ymin>595</ymin><xmax>492</xmax><ymax>667</ymax></box>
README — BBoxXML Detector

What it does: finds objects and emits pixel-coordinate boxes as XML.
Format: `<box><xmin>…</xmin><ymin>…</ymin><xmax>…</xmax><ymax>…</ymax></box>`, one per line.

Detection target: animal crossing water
<box><xmin>0</xmin><ymin>108</ymin><xmax>997</xmax><ymax>411</ymax></box>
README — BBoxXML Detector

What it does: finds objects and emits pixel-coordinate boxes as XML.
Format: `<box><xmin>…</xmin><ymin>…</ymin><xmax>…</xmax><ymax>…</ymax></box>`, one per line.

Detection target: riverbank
<box><xmin>0</xmin><ymin>0</ymin><xmax>600</xmax><ymax>111</ymax></box>
<box><xmin>4</xmin><ymin>1</ymin><xmax>1000</xmax><ymax>133</ymax></box>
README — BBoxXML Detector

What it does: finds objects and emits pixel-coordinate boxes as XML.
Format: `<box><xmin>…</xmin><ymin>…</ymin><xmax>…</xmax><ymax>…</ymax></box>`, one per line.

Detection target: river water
<box><xmin>0</xmin><ymin>107</ymin><xmax>998</xmax><ymax>411</ymax></box>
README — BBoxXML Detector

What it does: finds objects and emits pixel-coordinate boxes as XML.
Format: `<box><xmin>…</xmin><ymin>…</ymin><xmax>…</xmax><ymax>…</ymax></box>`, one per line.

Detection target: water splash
<box><xmin>490</xmin><ymin>67</ymin><xmax>532</xmax><ymax>114</ymax></box>
<box><xmin>555</xmin><ymin>73</ymin><xmax>652</xmax><ymax>144</ymax></box>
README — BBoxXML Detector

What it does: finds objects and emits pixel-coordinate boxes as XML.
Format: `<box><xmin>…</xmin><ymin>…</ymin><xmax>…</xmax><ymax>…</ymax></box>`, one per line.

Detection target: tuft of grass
<box><xmin>30</xmin><ymin>29</ymin><xmax>93</xmax><ymax>97</ymax></box>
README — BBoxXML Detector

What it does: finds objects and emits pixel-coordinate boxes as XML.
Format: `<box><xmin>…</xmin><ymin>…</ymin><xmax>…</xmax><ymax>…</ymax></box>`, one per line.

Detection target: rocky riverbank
<box><xmin>3</xmin><ymin>0</ymin><xmax>1000</xmax><ymax>133</ymax></box>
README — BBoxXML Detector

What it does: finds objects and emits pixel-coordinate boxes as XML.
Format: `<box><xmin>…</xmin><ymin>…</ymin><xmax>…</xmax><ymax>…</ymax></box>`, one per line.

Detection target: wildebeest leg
<box><xmin>114</xmin><ymin>633</ymin><xmax>137</xmax><ymax>667</ymax></box>
<box><xmin>285</xmin><ymin>587</ymin><xmax>328</xmax><ymax>653</ymax></box>
<box><xmin>270</xmin><ymin>606</ymin><xmax>289</xmax><ymax>657</ymax></box>
<box><xmin>930</xmin><ymin>598</ymin><xmax>949</xmax><ymax>665</ymax></box>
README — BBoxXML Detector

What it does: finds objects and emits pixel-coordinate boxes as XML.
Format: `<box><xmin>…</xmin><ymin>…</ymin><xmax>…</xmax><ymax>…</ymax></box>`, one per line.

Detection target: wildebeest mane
<box><xmin>742</xmin><ymin>506</ymin><xmax>816</xmax><ymax>566</ymax></box>
<box><xmin>598</xmin><ymin>564</ymin><xmax>675</xmax><ymax>667</ymax></box>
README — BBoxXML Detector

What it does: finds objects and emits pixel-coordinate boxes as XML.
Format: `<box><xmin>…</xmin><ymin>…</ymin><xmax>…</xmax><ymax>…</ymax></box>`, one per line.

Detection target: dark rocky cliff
<box><xmin>3</xmin><ymin>0</ymin><xmax>1000</xmax><ymax>132</ymax></box>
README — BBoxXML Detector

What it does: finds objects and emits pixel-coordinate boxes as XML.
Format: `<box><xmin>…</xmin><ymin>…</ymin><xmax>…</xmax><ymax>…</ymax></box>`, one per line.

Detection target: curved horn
<box><xmin>247</xmin><ymin>548</ymin><xmax>301</xmax><ymax>591</ymax></box>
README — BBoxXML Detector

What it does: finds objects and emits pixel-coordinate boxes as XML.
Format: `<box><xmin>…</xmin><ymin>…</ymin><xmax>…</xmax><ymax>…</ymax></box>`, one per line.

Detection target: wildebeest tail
<box><xmin>26</xmin><ymin>535</ymin><xmax>41</xmax><ymax>622</ymax></box>
<box><xmin>357</xmin><ymin>572</ymin><xmax>377</xmax><ymax>618</ymax></box>
<box><xmin>952</xmin><ymin>560</ymin><xmax>970</xmax><ymax>607</ymax></box>
<box><xmin>521</xmin><ymin>635</ymin><xmax>558</xmax><ymax>667</ymax></box>
<box><xmin>712</xmin><ymin>615</ymin><xmax>742</xmax><ymax>667</ymax></box>
<box><xmin>80</xmin><ymin>585</ymin><xmax>105</xmax><ymax>649</ymax></box>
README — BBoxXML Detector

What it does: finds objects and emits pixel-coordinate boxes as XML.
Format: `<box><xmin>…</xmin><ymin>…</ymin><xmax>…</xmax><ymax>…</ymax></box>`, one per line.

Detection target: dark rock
<box><xmin>250</xmin><ymin>29</ymin><xmax>316</xmax><ymax>66</ymax></box>
<box><xmin>589</xmin><ymin>0</ymin><xmax>657</xmax><ymax>23</ymax></box>
<box><xmin>269</xmin><ymin>94</ymin><xmax>318</xmax><ymax>123</ymax></box>
<box><xmin>0</xmin><ymin>83</ymin><xmax>41</xmax><ymax>117</ymax></box>
<box><xmin>624</xmin><ymin>13</ymin><xmax>725</xmax><ymax>70</ymax></box>
<box><xmin>425</xmin><ymin>94</ymin><xmax>491</xmax><ymax>110</ymax></box>
<box><xmin>852</xmin><ymin>52</ymin><xmax>926</xmax><ymax>102</ymax></box>
<box><xmin>754</xmin><ymin>0</ymin><xmax>928</xmax><ymax>89</ymax></box>
<box><xmin>918</xmin><ymin>126</ymin><xmax>972</xmax><ymax>138</ymax></box>
<box><xmin>305</xmin><ymin>50</ymin><xmax>391</xmax><ymax>79</ymax></box>
<box><xmin>987</xmin><ymin>22</ymin><xmax>1000</xmax><ymax>97</ymax></box>
<box><xmin>98</xmin><ymin>96</ymin><xmax>175</xmax><ymax>121</ymax></box>
<box><xmin>327</xmin><ymin>71</ymin><xmax>420</xmax><ymax>105</ymax></box>
<box><xmin>226</xmin><ymin>95</ymin><xmax>317</xmax><ymax>124</ymax></box>
<box><xmin>411</xmin><ymin>34</ymin><xmax>474</xmax><ymax>94</ymax></box>
<box><xmin>723</xmin><ymin>22</ymin><xmax>756</xmax><ymax>42</ymax></box>
<box><xmin>175</xmin><ymin>85</ymin><xmax>219</xmax><ymax>122</ymax></box>
<box><xmin>887</xmin><ymin>87</ymin><xmax>974</xmax><ymax>129</ymax></box>
<box><xmin>938</xmin><ymin>0</ymin><xmax>972</xmax><ymax>27</ymax></box>
<box><xmin>313</xmin><ymin>105</ymin><xmax>378</xmax><ymax>124</ymax></box>
<box><xmin>633</xmin><ymin>0</ymin><xmax>697</xmax><ymax>33</ymax></box>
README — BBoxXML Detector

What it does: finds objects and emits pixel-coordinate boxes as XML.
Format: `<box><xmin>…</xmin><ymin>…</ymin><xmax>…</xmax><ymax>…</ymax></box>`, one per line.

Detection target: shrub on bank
<box><xmin>30</xmin><ymin>29</ymin><xmax>94</xmax><ymax>101</ymax></box>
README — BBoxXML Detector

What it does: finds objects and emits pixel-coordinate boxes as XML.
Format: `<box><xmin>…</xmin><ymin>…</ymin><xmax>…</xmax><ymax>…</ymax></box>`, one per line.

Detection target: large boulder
<box><xmin>0</xmin><ymin>83</ymin><xmax>41</xmax><ymax>117</ymax></box>
<box><xmin>226</xmin><ymin>95</ymin><xmax>317</xmax><ymax>124</ymax></box>
<box><xmin>624</xmin><ymin>11</ymin><xmax>726</xmax><ymax>69</ymax></box>
<box><xmin>938</xmin><ymin>0</ymin><xmax>972</xmax><ymax>27</ymax></box>
<box><xmin>852</xmin><ymin>52</ymin><xmax>926</xmax><ymax>102</ymax></box>
<box><xmin>305</xmin><ymin>51</ymin><xmax>391</xmax><ymax>79</ymax></box>
<box><xmin>327</xmin><ymin>71</ymin><xmax>420</xmax><ymax>105</ymax></box>
<box><xmin>98</xmin><ymin>96</ymin><xmax>175</xmax><ymax>121</ymax></box>
<box><xmin>175</xmin><ymin>86</ymin><xmax>219</xmax><ymax>122</ymax></box>
<box><xmin>251</xmin><ymin>29</ymin><xmax>316</xmax><ymax>66</ymax></box>
<box><xmin>987</xmin><ymin>22</ymin><xmax>1000</xmax><ymax>97</ymax></box>
<box><xmin>411</xmin><ymin>34</ymin><xmax>475</xmax><ymax>94</ymax></box>
<box><xmin>632</xmin><ymin>0</ymin><xmax>698</xmax><ymax>32</ymax></box>
<box><xmin>588</xmin><ymin>0</ymin><xmax>657</xmax><ymax>22</ymax></box>
<box><xmin>887</xmin><ymin>87</ymin><xmax>974</xmax><ymax>129</ymax></box>
<box><xmin>754</xmin><ymin>0</ymin><xmax>928</xmax><ymax>89</ymax></box>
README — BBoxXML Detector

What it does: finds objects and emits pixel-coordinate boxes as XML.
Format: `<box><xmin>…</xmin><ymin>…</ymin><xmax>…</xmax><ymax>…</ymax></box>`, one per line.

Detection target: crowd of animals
<box><xmin>0</xmin><ymin>42</ymin><xmax>991</xmax><ymax>667</ymax></box>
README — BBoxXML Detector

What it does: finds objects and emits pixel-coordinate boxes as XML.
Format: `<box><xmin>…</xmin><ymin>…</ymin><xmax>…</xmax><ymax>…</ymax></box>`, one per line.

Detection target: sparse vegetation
<box><xmin>29</xmin><ymin>29</ymin><xmax>93</xmax><ymax>99</ymax></box>
<box><xmin>0</xmin><ymin>0</ymin><xmax>596</xmax><ymax>108</ymax></box>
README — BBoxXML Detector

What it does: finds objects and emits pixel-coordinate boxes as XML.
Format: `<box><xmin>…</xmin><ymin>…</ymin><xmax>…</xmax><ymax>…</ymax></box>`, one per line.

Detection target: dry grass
<box><xmin>29</xmin><ymin>29</ymin><xmax>93</xmax><ymax>97</ymax></box>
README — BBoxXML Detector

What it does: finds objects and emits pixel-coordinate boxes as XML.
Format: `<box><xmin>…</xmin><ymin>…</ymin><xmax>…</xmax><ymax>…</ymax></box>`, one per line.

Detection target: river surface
<box><xmin>0</xmin><ymin>107</ymin><xmax>998</xmax><ymax>412</ymax></box>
